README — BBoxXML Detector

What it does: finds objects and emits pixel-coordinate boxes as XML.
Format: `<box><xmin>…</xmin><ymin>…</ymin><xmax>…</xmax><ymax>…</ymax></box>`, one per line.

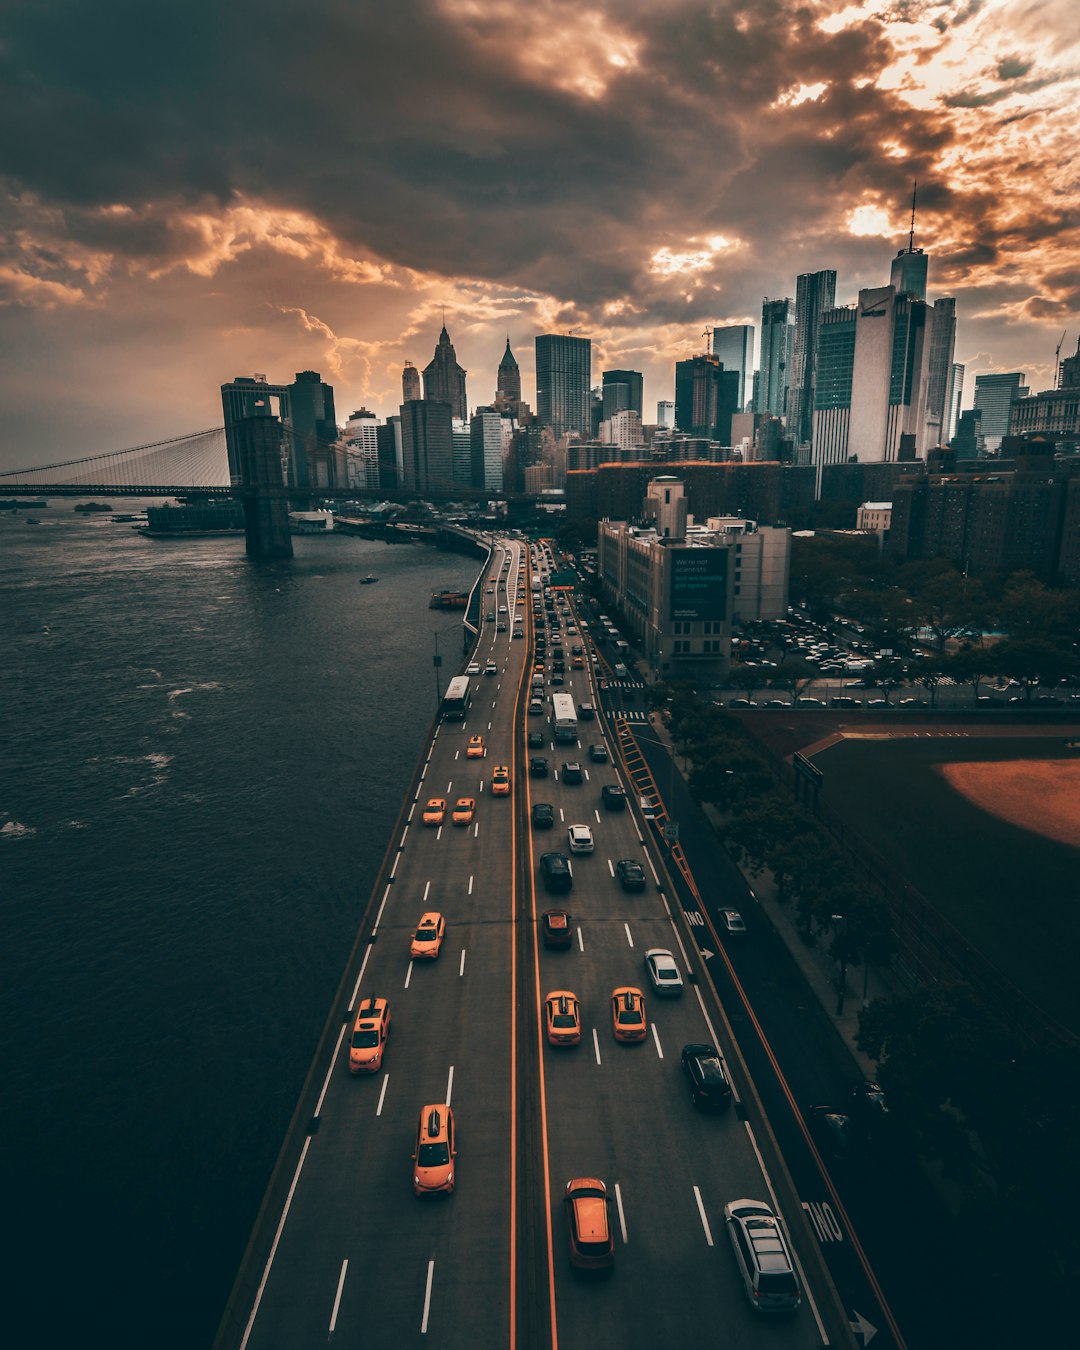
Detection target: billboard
<box><xmin>669</xmin><ymin>548</ymin><xmax>728</xmax><ymax>621</ymax></box>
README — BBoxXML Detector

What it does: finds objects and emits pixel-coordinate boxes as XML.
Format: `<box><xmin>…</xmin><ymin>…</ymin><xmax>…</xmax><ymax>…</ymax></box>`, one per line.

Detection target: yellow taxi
<box><xmin>422</xmin><ymin>798</ymin><xmax>446</xmax><ymax>826</ymax></box>
<box><xmin>410</xmin><ymin>911</ymin><xmax>446</xmax><ymax>959</ymax></box>
<box><xmin>571</xmin><ymin>655</ymin><xmax>584</xmax><ymax>669</ymax></box>
<box><xmin>611</xmin><ymin>987</ymin><xmax>648</xmax><ymax>1043</ymax></box>
<box><xmin>491</xmin><ymin>765</ymin><xmax>510</xmax><ymax>797</ymax></box>
<box><xmin>466</xmin><ymin>735</ymin><xmax>485</xmax><ymax>759</ymax></box>
<box><xmin>348</xmin><ymin>995</ymin><xmax>391</xmax><ymax>1074</ymax></box>
<box><xmin>545</xmin><ymin>991</ymin><xmax>582</xmax><ymax>1046</ymax></box>
<box><xmin>451</xmin><ymin>797</ymin><xmax>475</xmax><ymax>826</ymax></box>
<box><xmin>413</xmin><ymin>1103</ymin><xmax>456</xmax><ymax>1196</ymax></box>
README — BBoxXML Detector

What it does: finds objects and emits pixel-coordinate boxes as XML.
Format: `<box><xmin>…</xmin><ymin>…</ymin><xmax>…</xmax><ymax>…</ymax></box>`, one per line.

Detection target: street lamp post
<box><xmin>831</xmin><ymin>914</ymin><xmax>849</xmax><ymax>1017</ymax></box>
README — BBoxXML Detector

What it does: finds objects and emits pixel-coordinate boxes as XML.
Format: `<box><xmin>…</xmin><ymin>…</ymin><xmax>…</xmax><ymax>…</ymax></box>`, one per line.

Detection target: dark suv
<box><xmin>531</xmin><ymin>802</ymin><xmax>555</xmax><ymax>829</ymax></box>
<box><xmin>530</xmin><ymin>756</ymin><xmax>549</xmax><ymax>778</ymax></box>
<box><xmin>681</xmin><ymin>1043</ymin><xmax>732</xmax><ymax>1111</ymax></box>
<box><xmin>601</xmin><ymin>784</ymin><xmax>627</xmax><ymax>811</ymax></box>
<box><xmin>540</xmin><ymin>852</ymin><xmax>573</xmax><ymax>894</ymax></box>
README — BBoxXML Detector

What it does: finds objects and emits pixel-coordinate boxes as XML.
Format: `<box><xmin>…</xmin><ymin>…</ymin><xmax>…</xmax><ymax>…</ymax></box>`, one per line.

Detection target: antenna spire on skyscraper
<box><xmin>909</xmin><ymin>179</ymin><xmax>918</xmax><ymax>252</ymax></box>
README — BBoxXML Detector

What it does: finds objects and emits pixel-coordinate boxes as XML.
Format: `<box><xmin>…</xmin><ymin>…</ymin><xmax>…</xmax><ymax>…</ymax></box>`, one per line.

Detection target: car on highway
<box><xmin>532</xmin><ymin>801</ymin><xmax>555</xmax><ymax>829</ymax></box>
<box><xmin>422</xmin><ymin>797</ymin><xmax>446</xmax><ymax>826</ymax></box>
<box><xmin>513</xmin><ymin>628</ymin><xmax>524</xmax><ymax>640</ymax></box>
<box><xmin>410</xmin><ymin>911</ymin><xmax>446</xmax><ymax>960</ymax></box>
<box><xmin>564</xmin><ymin>1178</ymin><xmax>614</xmax><ymax>1270</ymax></box>
<box><xmin>491</xmin><ymin>765</ymin><xmax>510</xmax><ymax>796</ymax></box>
<box><xmin>413</xmin><ymin>1103</ymin><xmax>456</xmax><ymax>1196</ymax></box>
<box><xmin>719</xmin><ymin>908</ymin><xmax>747</xmax><ymax>937</ymax></box>
<box><xmin>643</xmin><ymin>948</ymin><xmax>683</xmax><ymax>996</ymax></box>
<box><xmin>567</xmin><ymin>823</ymin><xmax>594</xmax><ymax>854</ymax></box>
<box><xmin>723</xmin><ymin>1199</ymin><xmax>801</xmax><ymax>1313</ymax></box>
<box><xmin>540</xmin><ymin>851</ymin><xmax>573</xmax><ymax>893</ymax></box>
<box><xmin>601</xmin><ymin>784</ymin><xmax>627</xmax><ymax>811</ymax></box>
<box><xmin>561</xmin><ymin>761</ymin><xmax>583</xmax><ymax>784</ymax></box>
<box><xmin>484</xmin><ymin>660</ymin><xmax>498</xmax><ymax>676</ymax></box>
<box><xmin>588</xmin><ymin>743</ymin><xmax>608</xmax><ymax>762</ymax></box>
<box><xmin>610</xmin><ymin>986</ymin><xmax>647</xmax><ymax>1042</ymax></box>
<box><xmin>486</xmin><ymin>611</ymin><xmax>496</xmax><ymax>621</ymax></box>
<box><xmin>529</xmin><ymin>698</ymin><xmax>544</xmax><ymax>716</ymax></box>
<box><xmin>348</xmin><ymin>995</ymin><xmax>391</xmax><ymax>1074</ymax></box>
<box><xmin>496</xmin><ymin>621</ymin><xmax>507</xmax><ymax>632</ymax></box>
<box><xmin>530</xmin><ymin>756</ymin><xmax>549</xmax><ymax>778</ymax></box>
<box><xmin>545</xmin><ymin>991</ymin><xmax>582</xmax><ymax>1045</ymax></box>
<box><xmin>528</xmin><ymin>730</ymin><xmax>545</xmax><ymax>748</ymax></box>
<box><xmin>465</xmin><ymin>662</ymin><xmax>481</xmax><ymax>676</ymax></box>
<box><xmin>451</xmin><ymin>797</ymin><xmax>475</xmax><ymax>826</ymax></box>
<box><xmin>466</xmin><ymin>735</ymin><xmax>485</xmax><ymax>759</ymax></box>
<box><xmin>541</xmin><ymin>908</ymin><xmax>573</xmax><ymax>948</ymax></box>
<box><xmin>681</xmin><ymin>1043</ymin><xmax>732</xmax><ymax>1111</ymax></box>
<box><xmin>615</xmin><ymin>858</ymin><xmax>646</xmax><ymax>892</ymax></box>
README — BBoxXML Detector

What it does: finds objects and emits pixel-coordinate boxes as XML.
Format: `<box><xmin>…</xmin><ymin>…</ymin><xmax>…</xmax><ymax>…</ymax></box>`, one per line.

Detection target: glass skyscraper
<box><xmin>536</xmin><ymin>335</ymin><xmax>592</xmax><ymax>437</ymax></box>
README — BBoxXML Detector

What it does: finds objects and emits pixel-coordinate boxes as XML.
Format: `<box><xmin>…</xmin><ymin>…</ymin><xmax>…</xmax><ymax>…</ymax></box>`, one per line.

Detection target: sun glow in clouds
<box><xmin>649</xmin><ymin>235</ymin><xmax>740</xmax><ymax>276</ymax></box>
<box><xmin>846</xmin><ymin>204</ymin><xmax>894</xmax><ymax>238</ymax></box>
<box><xmin>774</xmin><ymin>81</ymin><xmax>828</xmax><ymax>108</ymax></box>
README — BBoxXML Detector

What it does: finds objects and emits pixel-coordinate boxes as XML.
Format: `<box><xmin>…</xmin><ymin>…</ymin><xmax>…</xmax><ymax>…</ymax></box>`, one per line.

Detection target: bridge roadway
<box><xmin>217</xmin><ymin>539</ymin><xmax>846</xmax><ymax>1350</ymax></box>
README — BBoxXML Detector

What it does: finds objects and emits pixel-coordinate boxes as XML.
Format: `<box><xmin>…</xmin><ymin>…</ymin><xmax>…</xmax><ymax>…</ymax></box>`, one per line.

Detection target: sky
<box><xmin>1</xmin><ymin>0</ymin><xmax>1078</xmax><ymax>473</ymax></box>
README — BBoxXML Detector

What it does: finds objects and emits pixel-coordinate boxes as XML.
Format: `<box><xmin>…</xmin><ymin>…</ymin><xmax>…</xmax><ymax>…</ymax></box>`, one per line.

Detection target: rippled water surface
<box><xmin>1</xmin><ymin>505</ymin><xmax>480</xmax><ymax>1348</ymax></box>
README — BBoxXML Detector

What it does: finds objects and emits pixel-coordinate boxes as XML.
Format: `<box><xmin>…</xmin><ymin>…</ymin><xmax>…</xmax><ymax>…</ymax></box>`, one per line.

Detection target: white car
<box><xmin>465</xmin><ymin>662</ymin><xmax>481</xmax><ymax>676</ymax></box>
<box><xmin>567</xmin><ymin>824</ymin><xmax>594</xmax><ymax>854</ymax></box>
<box><xmin>720</xmin><ymin>909</ymin><xmax>747</xmax><ymax>937</ymax></box>
<box><xmin>643</xmin><ymin>948</ymin><xmax>684</xmax><ymax>996</ymax></box>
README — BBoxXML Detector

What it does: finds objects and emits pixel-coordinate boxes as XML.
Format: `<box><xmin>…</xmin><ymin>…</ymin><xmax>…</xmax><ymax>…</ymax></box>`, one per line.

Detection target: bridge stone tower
<box><xmin>233</xmin><ymin>415</ymin><xmax>293</xmax><ymax>559</ymax></box>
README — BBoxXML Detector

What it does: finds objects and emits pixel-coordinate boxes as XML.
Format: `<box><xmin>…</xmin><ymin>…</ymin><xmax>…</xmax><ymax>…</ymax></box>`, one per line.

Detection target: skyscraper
<box><xmin>755</xmin><ymin>299</ymin><xmax>795</xmax><ymax>417</ymax></box>
<box><xmin>788</xmin><ymin>271</ymin><xmax>837</xmax><ymax>453</ymax></box>
<box><xmin>948</xmin><ymin>363</ymin><xmax>965</xmax><ymax>442</ymax></box>
<box><xmin>674</xmin><ymin>354</ymin><xmax>739</xmax><ymax>443</ymax></box>
<box><xmin>601</xmin><ymin>369</ymin><xmax>644</xmax><ymax>420</ymax></box>
<box><xmin>890</xmin><ymin>183</ymin><xmax>928</xmax><ymax>300</ymax></box>
<box><xmin>495</xmin><ymin>338</ymin><xmax>521</xmax><ymax>407</ymax></box>
<box><xmin>221</xmin><ymin>370</ymin><xmax>337</xmax><ymax>489</ymax></box>
<box><xmin>399</xmin><ymin>398</ymin><xmax>454</xmax><ymax>494</ymax></box>
<box><xmin>656</xmin><ymin>400</ymin><xmax>675</xmax><ymax>430</ymax></box>
<box><xmin>973</xmin><ymin>372</ymin><xmax>1030</xmax><ymax>453</ymax></box>
<box><xmin>423</xmin><ymin>325</ymin><xmax>468</xmax><ymax>422</ymax></box>
<box><xmin>535</xmin><ymin>334</ymin><xmax>591</xmax><ymax>437</ymax></box>
<box><xmin>925</xmin><ymin>297</ymin><xmax>957</xmax><ymax>447</ymax></box>
<box><xmin>711</xmin><ymin>325</ymin><xmax>754</xmax><ymax>411</ymax></box>
<box><xmin>402</xmin><ymin>361</ymin><xmax>422</xmax><ymax>403</ymax></box>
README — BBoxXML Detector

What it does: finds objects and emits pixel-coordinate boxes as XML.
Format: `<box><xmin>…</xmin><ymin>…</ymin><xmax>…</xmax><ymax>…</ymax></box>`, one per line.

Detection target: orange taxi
<box><xmin>466</xmin><ymin>735</ymin><xmax>485</xmax><ymax>759</ymax></box>
<box><xmin>545</xmin><ymin>991</ymin><xmax>582</xmax><ymax>1046</ymax></box>
<box><xmin>348</xmin><ymin>995</ymin><xmax>391</xmax><ymax>1074</ymax></box>
<box><xmin>611</xmin><ymin>987</ymin><xmax>647</xmax><ymax>1043</ymax></box>
<box><xmin>410</xmin><ymin>911</ymin><xmax>446</xmax><ymax>959</ymax></box>
<box><xmin>491</xmin><ymin>765</ymin><xmax>510</xmax><ymax>797</ymax></box>
<box><xmin>452</xmin><ymin>797</ymin><xmax>475</xmax><ymax>826</ymax></box>
<box><xmin>413</xmin><ymin>1103</ymin><xmax>456</xmax><ymax>1195</ymax></box>
<box><xmin>422</xmin><ymin>798</ymin><xmax>446</xmax><ymax>826</ymax></box>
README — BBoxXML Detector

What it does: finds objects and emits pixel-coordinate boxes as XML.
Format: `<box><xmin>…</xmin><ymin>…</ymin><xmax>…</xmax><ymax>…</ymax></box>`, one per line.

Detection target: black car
<box><xmin>531</xmin><ymin>802</ymin><xmax>555</xmax><ymax>829</ymax></box>
<box><xmin>588</xmin><ymin>743</ymin><xmax>608</xmax><ymax>763</ymax></box>
<box><xmin>615</xmin><ymin>858</ymin><xmax>646</xmax><ymax>892</ymax></box>
<box><xmin>848</xmin><ymin>1080</ymin><xmax>889</xmax><ymax>1134</ymax></box>
<box><xmin>577</xmin><ymin>702</ymin><xmax>596</xmax><ymax>720</ymax></box>
<box><xmin>681</xmin><ymin>1044</ymin><xmax>732</xmax><ymax>1111</ymax></box>
<box><xmin>530</xmin><ymin>756</ymin><xmax>549</xmax><ymax>778</ymax></box>
<box><xmin>561</xmin><ymin>761</ymin><xmax>583</xmax><ymax>784</ymax></box>
<box><xmin>551</xmin><ymin>672</ymin><xmax>565</xmax><ymax>686</ymax></box>
<box><xmin>601</xmin><ymin>784</ymin><xmax>627</xmax><ymax>811</ymax></box>
<box><xmin>539</xmin><ymin>851</ymin><xmax>573</xmax><ymax>894</ymax></box>
<box><xmin>527</xmin><ymin>730</ymin><xmax>545</xmax><ymax>748</ymax></box>
<box><xmin>808</xmin><ymin>1106</ymin><xmax>853</xmax><ymax>1162</ymax></box>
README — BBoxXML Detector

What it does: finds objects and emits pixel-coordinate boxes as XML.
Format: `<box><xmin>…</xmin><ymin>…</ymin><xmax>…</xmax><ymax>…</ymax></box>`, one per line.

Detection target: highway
<box><xmin>216</xmin><ymin>539</ymin><xmax>846</xmax><ymax>1350</ymax></box>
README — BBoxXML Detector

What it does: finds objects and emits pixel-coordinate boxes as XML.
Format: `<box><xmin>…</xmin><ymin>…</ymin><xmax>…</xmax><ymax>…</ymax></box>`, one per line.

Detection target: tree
<box><xmin>870</xmin><ymin>657</ymin><xmax>906</xmax><ymax>704</ymax></box>
<box><xmin>997</xmin><ymin>572</ymin><xmax>1077</xmax><ymax>644</ymax></box>
<box><xmin>994</xmin><ymin>638</ymin><xmax>1079</xmax><ymax>699</ymax></box>
<box><xmin>917</xmin><ymin>661</ymin><xmax>946</xmax><ymax>707</ymax></box>
<box><xmin>946</xmin><ymin>645</ymin><xmax>995</xmax><ymax>702</ymax></box>
<box><xmin>724</xmin><ymin>795</ymin><xmax>801</xmax><ymax>876</ymax></box>
<box><xmin>914</xmin><ymin>569</ymin><xmax>988</xmax><ymax>654</ymax></box>
<box><xmin>771</xmin><ymin>656</ymin><xmax>817</xmax><ymax>703</ymax></box>
<box><xmin>690</xmin><ymin>745</ymin><xmax>773</xmax><ymax>811</ymax></box>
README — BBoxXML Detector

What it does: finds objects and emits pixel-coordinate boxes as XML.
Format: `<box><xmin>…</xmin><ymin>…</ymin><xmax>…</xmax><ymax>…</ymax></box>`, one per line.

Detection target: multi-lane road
<box><xmin>215</xmin><ymin>539</ymin><xmax>850</xmax><ymax>1350</ymax></box>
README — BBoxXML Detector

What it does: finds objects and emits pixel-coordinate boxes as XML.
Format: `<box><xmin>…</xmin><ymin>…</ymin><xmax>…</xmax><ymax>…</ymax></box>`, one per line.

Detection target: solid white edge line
<box><xmin>459</xmin><ymin>949</ymin><xmax>466</xmax><ymax>977</ymax></box>
<box><xmin>651</xmin><ymin>1024</ymin><xmax>664</xmax><ymax>1059</ymax></box>
<box><xmin>624</xmin><ymin>922</ymin><xmax>634</xmax><ymax>948</ymax></box>
<box><xmin>238</xmin><ymin>1135</ymin><xmax>313</xmax><ymax>1350</ymax></box>
<box><xmin>314</xmin><ymin>1021</ymin><xmax>349</xmax><ymax>1116</ymax></box>
<box><xmin>614</xmin><ymin>1182</ymin><xmax>628</xmax><ymax>1244</ymax></box>
<box><xmin>348</xmin><ymin>940</ymin><xmax>375</xmax><ymax>1006</ymax></box>
<box><xmin>328</xmin><ymin>1258</ymin><xmax>348</xmax><ymax>1333</ymax></box>
<box><xmin>743</xmin><ymin>1121</ymin><xmax>830</xmax><ymax>1345</ymax></box>
<box><xmin>446</xmin><ymin>1064</ymin><xmax>454</xmax><ymax>1106</ymax></box>
<box><xmin>420</xmin><ymin>1258</ymin><xmax>435</xmax><ymax>1334</ymax></box>
<box><xmin>693</xmin><ymin>1186</ymin><xmax>714</xmax><ymax>1246</ymax></box>
<box><xmin>592</xmin><ymin>1028</ymin><xmax>602</xmax><ymax>1065</ymax></box>
<box><xmin>376</xmin><ymin>1073</ymin><xmax>389</xmax><ymax>1116</ymax></box>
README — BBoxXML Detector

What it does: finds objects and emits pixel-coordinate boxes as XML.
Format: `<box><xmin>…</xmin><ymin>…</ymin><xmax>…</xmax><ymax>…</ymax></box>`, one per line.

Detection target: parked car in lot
<box><xmin>681</xmin><ymin>1043</ymin><xmax>732</xmax><ymax>1110</ymax></box>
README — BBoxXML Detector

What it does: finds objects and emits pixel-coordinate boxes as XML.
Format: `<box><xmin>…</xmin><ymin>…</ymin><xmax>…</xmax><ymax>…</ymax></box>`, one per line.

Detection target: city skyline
<box><xmin>1</xmin><ymin>0</ymin><xmax>1078</xmax><ymax>469</ymax></box>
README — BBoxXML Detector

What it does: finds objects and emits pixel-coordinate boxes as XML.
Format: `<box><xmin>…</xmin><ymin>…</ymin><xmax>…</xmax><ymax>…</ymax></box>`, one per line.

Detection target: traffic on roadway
<box><xmin>215</xmin><ymin>538</ymin><xmax>858</xmax><ymax>1350</ymax></box>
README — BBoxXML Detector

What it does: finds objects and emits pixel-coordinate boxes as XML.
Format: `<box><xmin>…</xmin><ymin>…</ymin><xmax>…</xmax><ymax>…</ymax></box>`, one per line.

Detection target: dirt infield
<box><xmin>940</xmin><ymin>759</ymin><xmax>1080</xmax><ymax>850</ymax></box>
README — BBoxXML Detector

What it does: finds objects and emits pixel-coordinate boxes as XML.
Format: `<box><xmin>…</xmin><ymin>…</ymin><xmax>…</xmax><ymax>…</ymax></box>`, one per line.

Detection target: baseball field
<box><xmin>810</xmin><ymin>731</ymin><xmax>1080</xmax><ymax>1037</ymax></box>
